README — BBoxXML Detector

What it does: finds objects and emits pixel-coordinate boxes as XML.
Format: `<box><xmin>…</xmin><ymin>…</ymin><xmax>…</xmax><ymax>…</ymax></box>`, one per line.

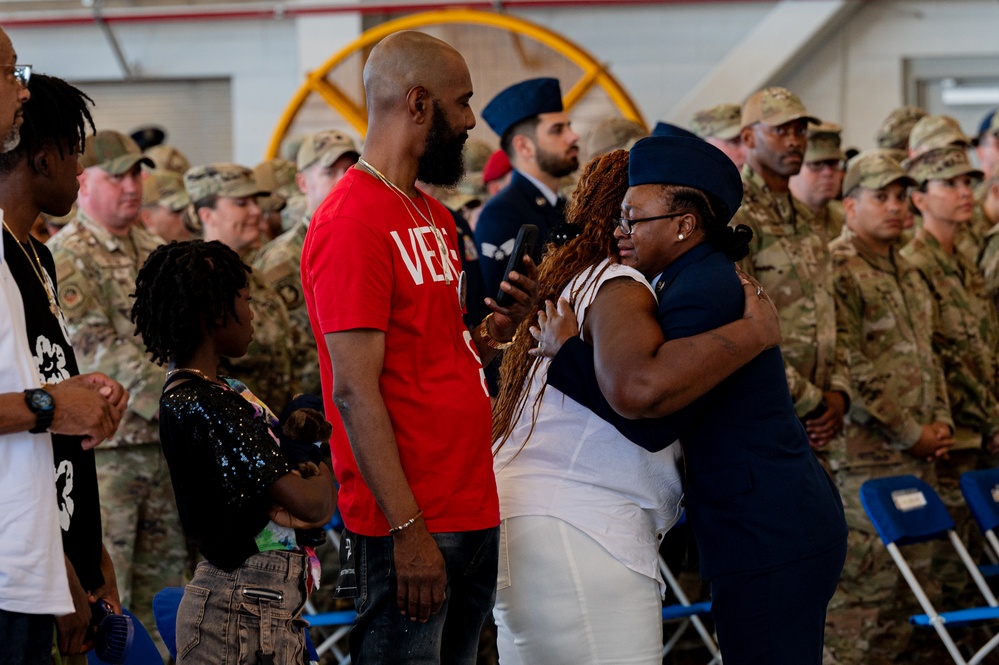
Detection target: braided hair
<box><xmin>0</xmin><ymin>73</ymin><xmax>94</xmax><ymax>173</ymax></box>
<box><xmin>130</xmin><ymin>240</ymin><xmax>251</xmax><ymax>366</ymax></box>
<box><xmin>492</xmin><ymin>150</ymin><xmax>630</xmax><ymax>448</ymax></box>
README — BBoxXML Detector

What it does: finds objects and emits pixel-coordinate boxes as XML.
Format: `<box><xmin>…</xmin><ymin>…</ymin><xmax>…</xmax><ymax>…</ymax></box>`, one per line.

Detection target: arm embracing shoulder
<box><xmin>588</xmin><ymin>276</ymin><xmax>765</xmax><ymax>419</ymax></box>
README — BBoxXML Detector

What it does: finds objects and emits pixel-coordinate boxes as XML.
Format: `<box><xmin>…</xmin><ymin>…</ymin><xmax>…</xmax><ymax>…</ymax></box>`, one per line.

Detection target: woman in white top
<box><xmin>491</xmin><ymin>150</ymin><xmax>778</xmax><ymax>664</ymax></box>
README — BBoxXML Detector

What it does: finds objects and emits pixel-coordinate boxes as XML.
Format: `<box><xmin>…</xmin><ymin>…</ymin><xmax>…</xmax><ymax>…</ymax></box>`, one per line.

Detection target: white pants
<box><xmin>494</xmin><ymin>515</ymin><xmax>663</xmax><ymax>665</ymax></box>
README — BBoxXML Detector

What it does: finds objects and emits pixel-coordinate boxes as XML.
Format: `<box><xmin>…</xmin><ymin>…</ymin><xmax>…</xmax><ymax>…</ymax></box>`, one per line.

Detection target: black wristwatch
<box><xmin>24</xmin><ymin>388</ymin><xmax>55</xmax><ymax>433</ymax></box>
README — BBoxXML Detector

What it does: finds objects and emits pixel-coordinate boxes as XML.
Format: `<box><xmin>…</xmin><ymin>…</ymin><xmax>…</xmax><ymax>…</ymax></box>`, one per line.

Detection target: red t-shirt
<box><xmin>302</xmin><ymin>168</ymin><xmax>499</xmax><ymax>537</ymax></box>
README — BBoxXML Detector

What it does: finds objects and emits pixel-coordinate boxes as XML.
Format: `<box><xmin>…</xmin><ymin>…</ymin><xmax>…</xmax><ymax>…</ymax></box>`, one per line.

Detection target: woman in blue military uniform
<box><xmin>535</xmin><ymin>135</ymin><xmax>847</xmax><ymax>665</ymax></box>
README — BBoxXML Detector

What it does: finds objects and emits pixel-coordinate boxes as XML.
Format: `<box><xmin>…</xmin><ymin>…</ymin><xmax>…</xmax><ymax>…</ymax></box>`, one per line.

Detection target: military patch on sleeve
<box><xmin>59</xmin><ymin>282</ymin><xmax>85</xmax><ymax>312</ymax></box>
<box><xmin>277</xmin><ymin>280</ymin><xmax>302</xmax><ymax>309</ymax></box>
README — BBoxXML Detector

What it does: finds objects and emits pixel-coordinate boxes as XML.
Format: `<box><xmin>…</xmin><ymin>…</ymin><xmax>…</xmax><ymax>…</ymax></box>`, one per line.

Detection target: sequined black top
<box><xmin>159</xmin><ymin>376</ymin><xmax>292</xmax><ymax>571</ymax></box>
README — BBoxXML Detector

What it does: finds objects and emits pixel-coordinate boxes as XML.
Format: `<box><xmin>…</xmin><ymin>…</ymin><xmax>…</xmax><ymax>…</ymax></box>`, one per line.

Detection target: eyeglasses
<box><xmin>1</xmin><ymin>64</ymin><xmax>30</xmax><ymax>87</ymax></box>
<box><xmin>805</xmin><ymin>159</ymin><xmax>845</xmax><ymax>173</ymax></box>
<box><xmin>616</xmin><ymin>211</ymin><xmax>689</xmax><ymax>236</ymax></box>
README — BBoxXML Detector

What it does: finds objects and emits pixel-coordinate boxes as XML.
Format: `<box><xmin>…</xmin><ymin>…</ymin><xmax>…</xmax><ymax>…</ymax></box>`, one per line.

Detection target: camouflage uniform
<box><xmin>827</xmin><ymin>220</ymin><xmax>951</xmax><ymax>663</ymax></box>
<box><xmin>901</xmin><ymin>147</ymin><xmax>999</xmax><ymax>442</ymax></box>
<box><xmin>251</xmin><ymin>131</ymin><xmax>360</xmax><ymax>399</ymax></box>
<box><xmin>252</xmin><ymin>219</ymin><xmax>319</xmax><ymax>396</ymax></box>
<box><xmin>979</xmin><ymin>219</ymin><xmax>999</xmax><ymax>304</ymax></box>
<box><xmin>900</xmin><ymin>148</ymin><xmax>999</xmax><ymax>638</ymax></box>
<box><xmin>976</xmin><ymin>162</ymin><xmax>999</xmax><ymax>304</ymax></box>
<box><xmin>222</xmin><ymin>269</ymin><xmax>301</xmax><ymax>412</ymax></box>
<box><xmin>48</xmin><ymin>206</ymin><xmax>187</xmax><ymax>654</ymax></box>
<box><xmin>801</xmin><ymin>198</ymin><xmax>846</xmax><ymax>240</ymax></box>
<box><xmin>734</xmin><ymin>164</ymin><xmax>851</xmax><ymax>417</ymax></box>
<box><xmin>184</xmin><ymin>162</ymin><xmax>302</xmax><ymax>412</ymax></box>
<box><xmin>901</xmin><ymin>229</ymin><xmax>999</xmax><ymax>436</ymax></box>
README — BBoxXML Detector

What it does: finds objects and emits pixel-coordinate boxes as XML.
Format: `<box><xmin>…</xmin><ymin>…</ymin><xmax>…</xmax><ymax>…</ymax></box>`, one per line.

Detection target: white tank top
<box><xmin>494</xmin><ymin>258</ymin><xmax>683</xmax><ymax>588</ymax></box>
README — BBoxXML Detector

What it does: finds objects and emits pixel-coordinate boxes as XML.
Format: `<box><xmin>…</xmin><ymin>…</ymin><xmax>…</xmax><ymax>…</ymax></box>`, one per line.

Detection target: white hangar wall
<box><xmin>4</xmin><ymin>1</ymin><xmax>996</xmax><ymax>166</ymax></box>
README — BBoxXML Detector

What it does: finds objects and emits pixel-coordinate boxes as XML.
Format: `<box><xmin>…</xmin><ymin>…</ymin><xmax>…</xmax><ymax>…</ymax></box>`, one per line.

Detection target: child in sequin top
<box><xmin>131</xmin><ymin>239</ymin><xmax>336</xmax><ymax>664</ymax></box>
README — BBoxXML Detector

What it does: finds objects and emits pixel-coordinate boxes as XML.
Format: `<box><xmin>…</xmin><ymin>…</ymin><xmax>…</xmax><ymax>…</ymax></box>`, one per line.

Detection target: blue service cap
<box><xmin>650</xmin><ymin>121</ymin><xmax>700</xmax><ymax>141</ymax></box>
<box><xmin>482</xmin><ymin>77</ymin><xmax>563</xmax><ymax>139</ymax></box>
<box><xmin>629</xmin><ymin>136</ymin><xmax>743</xmax><ymax>222</ymax></box>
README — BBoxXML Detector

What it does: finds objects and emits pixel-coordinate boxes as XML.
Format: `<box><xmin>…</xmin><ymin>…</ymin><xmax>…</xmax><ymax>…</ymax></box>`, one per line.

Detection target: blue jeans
<box><xmin>346</xmin><ymin>527</ymin><xmax>499</xmax><ymax>665</ymax></box>
<box><xmin>176</xmin><ymin>550</ymin><xmax>309</xmax><ymax>664</ymax></box>
<box><xmin>0</xmin><ymin>609</ymin><xmax>54</xmax><ymax>665</ymax></box>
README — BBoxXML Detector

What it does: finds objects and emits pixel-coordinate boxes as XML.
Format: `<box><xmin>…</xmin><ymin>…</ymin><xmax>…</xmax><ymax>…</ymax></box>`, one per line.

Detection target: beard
<box><xmin>417</xmin><ymin>100</ymin><xmax>467</xmax><ymax>187</ymax></box>
<box><xmin>1</xmin><ymin>121</ymin><xmax>20</xmax><ymax>153</ymax></box>
<box><xmin>536</xmin><ymin>144</ymin><xmax>578</xmax><ymax>179</ymax></box>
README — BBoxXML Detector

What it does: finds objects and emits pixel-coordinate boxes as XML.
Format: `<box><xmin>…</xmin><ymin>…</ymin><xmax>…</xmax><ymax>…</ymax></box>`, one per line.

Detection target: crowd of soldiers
<box><xmin>24</xmin><ymin>59</ymin><xmax>999</xmax><ymax>662</ymax></box>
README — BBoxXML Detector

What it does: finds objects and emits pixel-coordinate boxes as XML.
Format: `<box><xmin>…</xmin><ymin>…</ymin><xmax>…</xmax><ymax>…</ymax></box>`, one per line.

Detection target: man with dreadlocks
<box><xmin>0</xmin><ymin>73</ymin><xmax>129</xmax><ymax>663</ymax></box>
<box><xmin>49</xmin><ymin>127</ymin><xmax>186</xmax><ymax>658</ymax></box>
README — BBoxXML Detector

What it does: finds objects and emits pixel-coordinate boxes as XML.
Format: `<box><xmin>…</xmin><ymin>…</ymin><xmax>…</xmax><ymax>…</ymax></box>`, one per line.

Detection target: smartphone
<box><xmin>495</xmin><ymin>224</ymin><xmax>538</xmax><ymax>307</ymax></box>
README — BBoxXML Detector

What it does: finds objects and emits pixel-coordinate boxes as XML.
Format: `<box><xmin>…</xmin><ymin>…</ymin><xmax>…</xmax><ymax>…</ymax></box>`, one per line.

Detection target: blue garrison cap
<box><xmin>482</xmin><ymin>78</ymin><xmax>564</xmax><ymax>139</ymax></box>
<box><xmin>975</xmin><ymin>108</ymin><xmax>997</xmax><ymax>143</ymax></box>
<box><xmin>651</xmin><ymin>121</ymin><xmax>700</xmax><ymax>141</ymax></box>
<box><xmin>629</xmin><ymin>136</ymin><xmax>743</xmax><ymax>221</ymax></box>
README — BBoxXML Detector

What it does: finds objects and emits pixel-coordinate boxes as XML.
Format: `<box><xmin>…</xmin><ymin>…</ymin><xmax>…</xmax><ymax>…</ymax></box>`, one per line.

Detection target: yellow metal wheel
<box><xmin>266</xmin><ymin>8</ymin><xmax>644</xmax><ymax>159</ymax></box>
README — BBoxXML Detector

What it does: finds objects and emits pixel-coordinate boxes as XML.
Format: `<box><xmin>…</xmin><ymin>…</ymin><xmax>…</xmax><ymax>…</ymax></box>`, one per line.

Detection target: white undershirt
<box><xmin>0</xmin><ymin>211</ymin><xmax>73</xmax><ymax>615</ymax></box>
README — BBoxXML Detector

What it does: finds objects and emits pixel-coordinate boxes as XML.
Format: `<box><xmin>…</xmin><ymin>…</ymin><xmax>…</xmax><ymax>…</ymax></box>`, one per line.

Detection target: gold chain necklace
<box><xmin>355</xmin><ymin>159</ymin><xmax>454</xmax><ymax>286</ymax></box>
<box><xmin>2</xmin><ymin>220</ymin><xmax>59</xmax><ymax>317</ymax></box>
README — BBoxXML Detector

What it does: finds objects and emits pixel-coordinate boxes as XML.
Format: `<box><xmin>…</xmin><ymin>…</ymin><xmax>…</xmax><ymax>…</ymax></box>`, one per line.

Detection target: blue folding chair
<box><xmin>152</xmin><ymin>586</ymin><xmax>183</xmax><ymax>661</ymax></box>
<box><xmin>303</xmin><ymin>609</ymin><xmax>355</xmax><ymax>664</ymax></box>
<box><xmin>861</xmin><ymin>475</ymin><xmax>999</xmax><ymax>665</ymax></box>
<box><xmin>960</xmin><ymin>468</ymin><xmax>999</xmax><ymax>576</ymax></box>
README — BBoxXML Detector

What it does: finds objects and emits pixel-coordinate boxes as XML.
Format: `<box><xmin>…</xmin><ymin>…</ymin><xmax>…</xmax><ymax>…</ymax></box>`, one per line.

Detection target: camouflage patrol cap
<box><xmin>183</xmin><ymin>163</ymin><xmax>268</xmax><ymax>204</ymax></box>
<box><xmin>875</xmin><ymin>106</ymin><xmax>927</xmax><ymax>150</ymax></box>
<box><xmin>842</xmin><ymin>149</ymin><xmax>915</xmax><ymax>196</ymax></box>
<box><xmin>740</xmin><ymin>87</ymin><xmax>819</xmax><ymax>129</ymax></box>
<box><xmin>690</xmin><ymin>103</ymin><xmax>742</xmax><ymax>140</ymax></box>
<box><xmin>142</xmin><ymin>169</ymin><xmax>191</xmax><ymax>212</ymax></box>
<box><xmin>804</xmin><ymin>121</ymin><xmax>846</xmax><ymax>163</ymax></box>
<box><xmin>254</xmin><ymin>159</ymin><xmax>298</xmax><ymax>199</ymax></box>
<box><xmin>584</xmin><ymin>117</ymin><xmax>648</xmax><ymax>158</ymax></box>
<box><xmin>904</xmin><ymin>145</ymin><xmax>983</xmax><ymax>185</ymax></box>
<box><xmin>144</xmin><ymin>144</ymin><xmax>191</xmax><ymax>175</ymax></box>
<box><xmin>254</xmin><ymin>159</ymin><xmax>297</xmax><ymax>215</ymax></box>
<box><xmin>296</xmin><ymin>130</ymin><xmax>359</xmax><ymax>172</ymax></box>
<box><xmin>908</xmin><ymin>114</ymin><xmax>970</xmax><ymax>157</ymax></box>
<box><xmin>80</xmin><ymin>130</ymin><xmax>154</xmax><ymax>175</ymax></box>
